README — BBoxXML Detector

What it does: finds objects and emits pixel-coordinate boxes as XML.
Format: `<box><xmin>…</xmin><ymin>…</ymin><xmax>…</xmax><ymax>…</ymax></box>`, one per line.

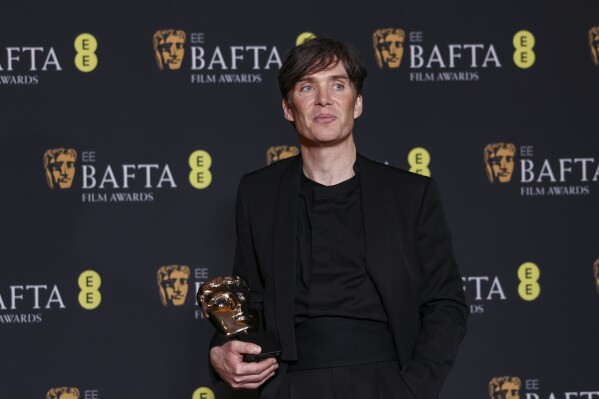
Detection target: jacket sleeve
<box><xmin>207</xmin><ymin>175</ymin><xmax>264</xmax><ymax>384</ymax></box>
<box><xmin>402</xmin><ymin>178</ymin><xmax>469</xmax><ymax>399</ymax></box>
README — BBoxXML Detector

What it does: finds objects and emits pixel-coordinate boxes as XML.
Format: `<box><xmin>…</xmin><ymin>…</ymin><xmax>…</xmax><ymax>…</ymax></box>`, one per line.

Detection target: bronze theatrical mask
<box><xmin>199</xmin><ymin>276</ymin><xmax>259</xmax><ymax>337</ymax></box>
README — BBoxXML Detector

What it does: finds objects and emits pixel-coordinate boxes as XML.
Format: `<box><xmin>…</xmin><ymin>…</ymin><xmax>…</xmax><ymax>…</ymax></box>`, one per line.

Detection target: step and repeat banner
<box><xmin>1</xmin><ymin>1</ymin><xmax>598</xmax><ymax>398</ymax></box>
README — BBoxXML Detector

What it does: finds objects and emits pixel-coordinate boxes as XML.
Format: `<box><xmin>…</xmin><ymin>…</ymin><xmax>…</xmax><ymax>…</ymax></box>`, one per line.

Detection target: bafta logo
<box><xmin>153</xmin><ymin>29</ymin><xmax>186</xmax><ymax>71</ymax></box>
<box><xmin>46</xmin><ymin>387</ymin><xmax>80</xmax><ymax>399</ymax></box>
<box><xmin>44</xmin><ymin>148</ymin><xmax>77</xmax><ymax>189</ymax></box>
<box><xmin>594</xmin><ymin>258</ymin><xmax>599</xmax><ymax>294</ymax></box>
<box><xmin>484</xmin><ymin>143</ymin><xmax>516</xmax><ymax>183</ymax></box>
<box><xmin>157</xmin><ymin>265</ymin><xmax>190</xmax><ymax>306</ymax></box>
<box><xmin>373</xmin><ymin>28</ymin><xmax>405</xmax><ymax>69</ymax></box>
<box><xmin>489</xmin><ymin>376</ymin><xmax>521</xmax><ymax>399</ymax></box>
<box><xmin>266</xmin><ymin>145</ymin><xmax>300</xmax><ymax>165</ymax></box>
<box><xmin>589</xmin><ymin>27</ymin><xmax>599</xmax><ymax>66</ymax></box>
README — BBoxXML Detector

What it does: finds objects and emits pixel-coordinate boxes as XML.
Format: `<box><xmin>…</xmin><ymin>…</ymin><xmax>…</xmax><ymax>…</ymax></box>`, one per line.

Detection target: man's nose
<box><xmin>316</xmin><ymin>87</ymin><xmax>332</xmax><ymax>106</ymax></box>
<box><xmin>60</xmin><ymin>165</ymin><xmax>68</xmax><ymax>175</ymax></box>
<box><xmin>169</xmin><ymin>45</ymin><xmax>177</xmax><ymax>56</ymax></box>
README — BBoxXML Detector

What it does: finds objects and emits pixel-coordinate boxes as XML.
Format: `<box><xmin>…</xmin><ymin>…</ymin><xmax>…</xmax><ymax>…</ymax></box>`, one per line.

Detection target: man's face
<box><xmin>492</xmin><ymin>382</ymin><xmax>520</xmax><ymax>399</ymax></box>
<box><xmin>377</xmin><ymin>31</ymin><xmax>404</xmax><ymax>68</ymax></box>
<box><xmin>158</xmin><ymin>35</ymin><xmax>185</xmax><ymax>70</ymax></box>
<box><xmin>48</xmin><ymin>153</ymin><xmax>76</xmax><ymax>189</ymax></box>
<box><xmin>283</xmin><ymin>62</ymin><xmax>362</xmax><ymax>147</ymax></box>
<box><xmin>162</xmin><ymin>270</ymin><xmax>189</xmax><ymax>305</ymax></box>
<box><xmin>489</xmin><ymin>148</ymin><xmax>515</xmax><ymax>183</ymax></box>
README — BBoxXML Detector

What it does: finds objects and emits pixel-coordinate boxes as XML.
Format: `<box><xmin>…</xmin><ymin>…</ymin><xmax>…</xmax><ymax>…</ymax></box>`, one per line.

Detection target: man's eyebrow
<box><xmin>297</xmin><ymin>74</ymin><xmax>350</xmax><ymax>83</ymax></box>
<box><xmin>329</xmin><ymin>75</ymin><xmax>350</xmax><ymax>81</ymax></box>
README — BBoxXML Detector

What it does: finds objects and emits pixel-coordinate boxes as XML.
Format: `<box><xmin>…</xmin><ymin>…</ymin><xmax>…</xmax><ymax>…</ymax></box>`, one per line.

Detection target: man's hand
<box><xmin>210</xmin><ymin>340</ymin><xmax>279</xmax><ymax>390</ymax></box>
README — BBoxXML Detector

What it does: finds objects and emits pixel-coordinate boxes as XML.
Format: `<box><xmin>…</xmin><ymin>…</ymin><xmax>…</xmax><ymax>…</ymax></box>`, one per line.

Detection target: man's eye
<box><xmin>300</xmin><ymin>85</ymin><xmax>313</xmax><ymax>92</ymax></box>
<box><xmin>333</xmin><ymin>83</ymin><xmax>344</xmax><ymax>90</ymax></box>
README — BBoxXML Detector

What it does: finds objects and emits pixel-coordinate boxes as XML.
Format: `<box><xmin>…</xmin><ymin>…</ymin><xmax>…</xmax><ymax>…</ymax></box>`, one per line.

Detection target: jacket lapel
<box><xmin>272</xmin><ymin>155</ymin><xmax>301</xmax><ymax>361</ymax></box>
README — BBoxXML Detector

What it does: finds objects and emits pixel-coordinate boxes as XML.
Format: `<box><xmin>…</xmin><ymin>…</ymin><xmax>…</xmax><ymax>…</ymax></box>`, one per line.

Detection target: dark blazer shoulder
<box><xmin>240</xmin><ymin>156</ymin><xmax>299</xmax><ymax>188</ymax></box>
<box><xmin>237</xmin><ymin>155</ymin><xmax>301</xmax><ymax>209</ymax></box>
<box><xmin>358</xmin><ymin>153</ymin><xmax>432</xmax><ymax>197</ymax></box>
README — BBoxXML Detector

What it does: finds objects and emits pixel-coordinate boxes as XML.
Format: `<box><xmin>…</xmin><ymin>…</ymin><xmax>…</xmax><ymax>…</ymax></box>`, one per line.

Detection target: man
<box><xmin>209</xmin><ymin>37</ymin><xmax>468</xmax><ymax>398</ymax></box>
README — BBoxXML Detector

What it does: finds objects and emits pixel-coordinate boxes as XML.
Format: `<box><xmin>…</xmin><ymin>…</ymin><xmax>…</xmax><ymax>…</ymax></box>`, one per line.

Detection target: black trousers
<box><xmin>275</xmin><ymin>361</ymin><xmax>416</xmax><ymax>399</ymax></box>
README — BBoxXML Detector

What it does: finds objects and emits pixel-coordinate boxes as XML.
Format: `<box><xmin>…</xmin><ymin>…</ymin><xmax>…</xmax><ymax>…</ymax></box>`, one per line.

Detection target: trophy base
<box><xmin>238</xmin><ymin>330</ymin><xmax>281</xmax><ymax>362</ymax></box>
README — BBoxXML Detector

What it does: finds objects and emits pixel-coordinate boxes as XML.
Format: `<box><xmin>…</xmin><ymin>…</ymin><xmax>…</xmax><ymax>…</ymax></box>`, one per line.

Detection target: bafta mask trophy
<box><xmin>198</xmin><ymin>276</ymin><xmax>280</xmax><ymax>361</ymax></box>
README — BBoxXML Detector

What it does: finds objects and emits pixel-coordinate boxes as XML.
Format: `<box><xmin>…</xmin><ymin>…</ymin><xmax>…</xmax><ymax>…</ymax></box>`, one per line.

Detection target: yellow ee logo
<box><xmin>189</xmin><ymin>150</ymin><xmax>213</xmax><ymax>189</ymax></box>
<box><xmin>517</xmin><ymin>262</ymin><xmax>540</xmax><ymax>301</ymax></box>
<box><xmin>192</xmin><ymin>387</ymin><xmax>215</xmax><ymax>399</ymax></box>
<box><xmin>513</xmin><ymin>30</ymin><xmax>535</xmax><ymax>69</ymax></box>
<box><xmin>78</xmin><ymin>270</ymin><xmax>101</xmax><ymax>310</ymax></box>
<box><xmin>74</xmin><ymin>33</ymin><xmax>98</xmax><ymax>72</ymax></box>
<box><xmin>408</xmin><ymin>147</ymin><xmax>431</xmax><ymax>177</ymax></box>
<box><xmin>296</xmin><ymin>32</ymin><xmax>316</xmax><ymax>46</ymax></box>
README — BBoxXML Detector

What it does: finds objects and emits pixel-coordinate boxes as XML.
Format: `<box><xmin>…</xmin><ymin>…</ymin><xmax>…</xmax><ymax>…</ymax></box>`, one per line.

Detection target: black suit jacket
<box><xmin>213</xmin><ymin>153</ymin><xmax>468</xmax><ymax>399</ymax></box>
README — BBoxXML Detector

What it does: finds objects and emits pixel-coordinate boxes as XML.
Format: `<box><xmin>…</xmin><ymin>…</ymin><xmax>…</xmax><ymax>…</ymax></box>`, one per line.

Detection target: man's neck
<box><xmin>300</xmin><ymin>137</ymin><xmax>357</xmax><ymax>186</ymax></box>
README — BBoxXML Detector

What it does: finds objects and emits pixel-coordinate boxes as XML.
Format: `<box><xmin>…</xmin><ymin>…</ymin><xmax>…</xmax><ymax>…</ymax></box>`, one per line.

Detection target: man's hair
<box><xmin>278</xmin><ymin>36</ymin><xmax>367</xmax><ymax>99</ymax></box>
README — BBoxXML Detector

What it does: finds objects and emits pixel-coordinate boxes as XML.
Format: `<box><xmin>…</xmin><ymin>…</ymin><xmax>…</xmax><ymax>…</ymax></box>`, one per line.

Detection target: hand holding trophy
<box><xmin>198</xmin><ymin>276</ymin><xmax>280</xmax><ymax>362</ymax></box>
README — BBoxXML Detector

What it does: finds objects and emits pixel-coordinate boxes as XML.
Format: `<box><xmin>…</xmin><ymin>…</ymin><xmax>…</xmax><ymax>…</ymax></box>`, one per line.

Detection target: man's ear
<box><xmin>283</xmin><ymin>98</ymin><xmax>295</xmax><ymax>122</ymax></box>
<box><xmin>354</xmin><ymin>95</ymin><xmax>363</xmax><ymax>119</ymax></box>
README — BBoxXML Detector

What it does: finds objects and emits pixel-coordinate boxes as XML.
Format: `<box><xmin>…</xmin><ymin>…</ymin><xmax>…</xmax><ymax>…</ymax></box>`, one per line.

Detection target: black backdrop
<box><xmin>2</xmin><ymin>1</ymin><xmax>599</xmax><ymax>398</ymax></box>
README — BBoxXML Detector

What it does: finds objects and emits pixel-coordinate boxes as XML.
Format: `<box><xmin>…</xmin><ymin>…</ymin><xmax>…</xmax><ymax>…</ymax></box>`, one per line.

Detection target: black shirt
<box><xmin>294</xmin><ymin>166</ymin><xmax>388</xmax><ymax>323</ymax></box>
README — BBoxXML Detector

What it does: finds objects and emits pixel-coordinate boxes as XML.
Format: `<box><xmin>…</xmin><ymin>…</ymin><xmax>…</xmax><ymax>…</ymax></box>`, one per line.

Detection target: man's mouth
<box><xmin>314</xmin><ymin>114</ymin><xmax>336</xmax><ymax>123</ymax></box>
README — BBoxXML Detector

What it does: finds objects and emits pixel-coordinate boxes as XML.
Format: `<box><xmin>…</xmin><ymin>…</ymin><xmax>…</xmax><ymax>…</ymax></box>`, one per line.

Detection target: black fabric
<box><xmin>287</xmin><ymin>317</ymin><xmax>398</xmax><ymax>371</ymax></box>
<box><xmin>295</xmin><ymin>165</ymin><xmax>387</xmax><ymax>323</ymax></box>
<box><xmin>277</xmin><ymin>361</ymin><xmax>416</xmax><ymax>399</ymax></box>
<box><xmin>221</xmin><ymin>154</ymin><xmax>468</xmax><ymax>399</ymax></box>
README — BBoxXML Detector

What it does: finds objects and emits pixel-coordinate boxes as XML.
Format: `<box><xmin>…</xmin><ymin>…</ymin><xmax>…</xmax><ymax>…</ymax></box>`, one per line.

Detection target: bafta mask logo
<box><xmin>157</xmin><ymin>265</ymin><xmax>190</xmax><ymax>306</ymax></box>
<box><xmin>153</xmin><ymin>29</ymin><xmax>186</xmax><ymax>71</ymax></box>
<box><xmin>46</xmin><ymin>387</ymin><xmax>80</xmax><ymax>399</ymax></box>
<box><xmin>266</xmin><ymin>145</ymin><xmax>300</xmax><ymax>165</ymax></box>
<box><xmin>44</xmin><ymin>148</ymin><xmax>77</xmax><ymax>189</ymax></box>
<box><xmin>484</xmin><ymin>143</ymin><xmax>516</xmax><ymax>183</ymax></box>
<box><xmin>594</xmin><ymin>258</ymin><xmax>599</xmax><ymax>294</ymax></box>
<box><xmin>489</xmin><ymin>377</ymin><xmax>521</xmax><ymax>399</ymax></box>
<box><xmin>589</xmin><ymin>27</ymin><xmax>599</xmax><ymax>66</ymax></box>
<box><xmin>373</xmin><ymin>28</ymin><xmax>406</xmax><ymax>69</ymax></box>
